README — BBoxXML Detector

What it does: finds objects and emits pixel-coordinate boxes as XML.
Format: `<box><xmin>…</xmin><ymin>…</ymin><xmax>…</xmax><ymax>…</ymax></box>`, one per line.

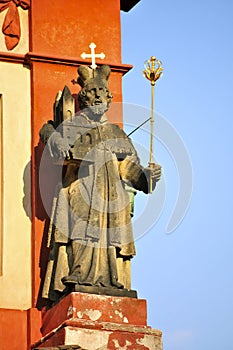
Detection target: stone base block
<box><xmin>31</xmin><ymin>292</ymin><xmax>162</xmax><ymax>350</ymax></box>
<box><xmin>33</xmin><ymin>319</ymin><xmax>162</xmax><ymax>349</ymax></box>
<box><xmin>41</xmin><ymin>292</ymin><xmax>147</xmax><ymax>336</ymax></box>
<box><xmin>74</xmin><ymin>284</ymin><xmax>137</xmax><ymax>299</ymax></box>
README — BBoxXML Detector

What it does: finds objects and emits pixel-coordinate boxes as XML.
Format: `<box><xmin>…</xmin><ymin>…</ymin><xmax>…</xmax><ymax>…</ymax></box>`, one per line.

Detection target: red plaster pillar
<box><xmin>28</xmin><ymin>1</ymin><xmax>133</xmax><ymax>347</ymax></box>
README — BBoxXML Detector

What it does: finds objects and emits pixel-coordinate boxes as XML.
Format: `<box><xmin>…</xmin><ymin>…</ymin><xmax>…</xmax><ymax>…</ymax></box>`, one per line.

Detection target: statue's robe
<box><xmin>41</xmin><ymin>113</ymin><xmax>148</xmax><ymax>302</ymax></box>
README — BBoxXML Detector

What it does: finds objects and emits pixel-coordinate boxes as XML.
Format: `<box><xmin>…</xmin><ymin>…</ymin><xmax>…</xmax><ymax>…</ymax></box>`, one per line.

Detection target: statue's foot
<box><xmin>62</xmin><ymin>274</ymin><xmax>79</xmax><ymax>285</ymax></box>
<box><xmin>112</xmin><ymin>280</ymin><xmax>124</xmax><ymax>289</ymax></box>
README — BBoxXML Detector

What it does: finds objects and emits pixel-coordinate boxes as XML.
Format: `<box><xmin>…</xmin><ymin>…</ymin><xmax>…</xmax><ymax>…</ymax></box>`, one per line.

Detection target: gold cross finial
<box><xmin>81</xmin><ymin>42</ymin><xmax>105</xmax><ymax>69</ymax></box>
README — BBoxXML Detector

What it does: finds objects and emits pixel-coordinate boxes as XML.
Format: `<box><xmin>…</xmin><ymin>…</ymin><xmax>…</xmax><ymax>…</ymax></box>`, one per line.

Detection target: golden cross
<box><xmin>81</xmin><ymin>42</ymin><xmax>105</xmax><ymax>69</ymax></box>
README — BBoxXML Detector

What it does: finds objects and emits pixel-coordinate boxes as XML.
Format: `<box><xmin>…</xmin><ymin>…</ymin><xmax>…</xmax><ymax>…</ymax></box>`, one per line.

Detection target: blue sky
<box><xmin>121</xmin><ymin>1</ymin><xmax>233</xmax><ymax>349</ymax></box>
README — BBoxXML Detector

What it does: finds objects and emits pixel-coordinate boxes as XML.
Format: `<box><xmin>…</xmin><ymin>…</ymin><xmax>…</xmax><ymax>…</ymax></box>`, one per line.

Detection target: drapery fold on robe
<box><xmin>0</xmin><ymin>0</ymin><xmax>30</xmax><ymax>50</ymax></box>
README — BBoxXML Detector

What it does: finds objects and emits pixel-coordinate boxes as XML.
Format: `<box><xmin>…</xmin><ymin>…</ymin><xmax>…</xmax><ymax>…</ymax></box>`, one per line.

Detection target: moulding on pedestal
<box><xmin>31</xmin><ymin>292</ymin><xmax>162</xmax><ymax>350</ymax></box>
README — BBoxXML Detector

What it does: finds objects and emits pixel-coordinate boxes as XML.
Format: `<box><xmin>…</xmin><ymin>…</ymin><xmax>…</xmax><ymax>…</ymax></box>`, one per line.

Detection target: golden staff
<box><xmin>143</xmin><ymin>56</ymin><xmax>163</xmax><ymax>193</ymax></box>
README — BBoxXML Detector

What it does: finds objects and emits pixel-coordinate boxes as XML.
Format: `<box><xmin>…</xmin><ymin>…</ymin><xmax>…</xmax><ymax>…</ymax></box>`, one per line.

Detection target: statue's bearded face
<box><xmin>78</xmin><ymin>78</ymin><xmax>112</xmax><ymax>120</ymax></box>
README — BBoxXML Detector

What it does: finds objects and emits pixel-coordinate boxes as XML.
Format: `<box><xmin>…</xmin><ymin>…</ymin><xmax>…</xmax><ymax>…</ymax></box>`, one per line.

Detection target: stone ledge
<box><xmin>25</xmin><ymin>52</ymin><xmax>133</xmax><ymax>74</ymax></box>
<box><xmin>74</xmin><ymin>285</ymin><xmax>137</xmax><ymax>298</ymax></box>
<box><xmin>32</xmin><ymin>320</ymin><xmax>162</xmax><ymax>350</ymax></box>
<box><xmin>41</xmin><ymin>292</ymin><xmax>147</xmax><ymax>336</ymax></box>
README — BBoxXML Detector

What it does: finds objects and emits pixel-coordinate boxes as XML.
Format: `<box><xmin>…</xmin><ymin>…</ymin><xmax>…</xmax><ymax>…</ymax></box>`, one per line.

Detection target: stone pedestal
<box><xmin>31</xmin><ymin>292</ymin><xmax>162</xmax><ymax>350</ymax></box>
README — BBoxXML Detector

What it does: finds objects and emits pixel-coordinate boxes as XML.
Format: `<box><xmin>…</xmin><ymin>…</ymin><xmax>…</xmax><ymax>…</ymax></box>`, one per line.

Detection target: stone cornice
<box><xmin>0</xmin><ymin>52</ymin><xmax>25</xmax><ymax>64</ymax></box>
<box><xmin>0</xmin><ymin>51</ymin><xmax>133</xmax><ymax>75</ymax></box>
<box><xmin>120</xmin><ymin>0</ymin><xmax>141</xmax><ymax>12</ymax></box>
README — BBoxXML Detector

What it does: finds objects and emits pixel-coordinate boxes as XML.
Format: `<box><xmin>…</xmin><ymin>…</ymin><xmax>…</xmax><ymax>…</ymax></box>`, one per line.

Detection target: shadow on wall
<box><xmin>22</xmin><ymin>140</ymin><xmax>63</xmax><ymax>309</ymax></box>
<box><xmin>23</xmin><ymin>140</ymin><xmax>54</xmax><ymax>222</ymax></box>
<box><xmin>23</xmin><ymin>160</ymin><xmax>31</xmax><ymax>220</ymax></box>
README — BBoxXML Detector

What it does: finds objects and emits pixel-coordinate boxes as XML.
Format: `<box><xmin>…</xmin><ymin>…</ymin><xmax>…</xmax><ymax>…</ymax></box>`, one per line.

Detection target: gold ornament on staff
<box><xmin>143</xmin><ymin>56</ymin><xmax>163</xmax><ymax>193</ymax></box>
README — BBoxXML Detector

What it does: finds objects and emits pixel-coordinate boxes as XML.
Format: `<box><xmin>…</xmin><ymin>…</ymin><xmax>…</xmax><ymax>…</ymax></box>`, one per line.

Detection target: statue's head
<box><xmin>77</xmin><ymin>65</ymin><xmax>113</xmax><ymax>120</ymax></box>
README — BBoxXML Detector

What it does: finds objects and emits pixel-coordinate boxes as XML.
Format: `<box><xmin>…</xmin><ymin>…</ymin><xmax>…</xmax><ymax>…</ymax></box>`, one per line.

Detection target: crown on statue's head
<box><xmin>77</xmin><ymin>65</ymin><xmax>113</xmax><ymax>110</ymax></box>
<box><xmin>77</xmin><ymin>65</ymin><xmax>111</xmax><ymax>88</ymax></box>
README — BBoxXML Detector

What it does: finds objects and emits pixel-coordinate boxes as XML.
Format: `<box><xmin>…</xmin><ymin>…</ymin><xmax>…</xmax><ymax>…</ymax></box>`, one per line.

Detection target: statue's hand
<box><xmin>48</xmin><ymin>132</ymin><xmax>70</xmax><ymax>159</ymax></box>
<box><xmin>39</xmin><ymin>122</ymin><xmax>55</xmax><ymax>144</ymax></box>
<box><xmin>144</xmin><ymin>163</ymin><xmax>162</xmax><ymax>192</ymax></box>
<box><xmin>40</xmin><ymin>122</ymin><xmax>70</xmax><ymax>159</ymax></box>
<box><xmin>119</xmin><ymin>157</ymin><xmax>162</xmax><ymax>194</ymax></box>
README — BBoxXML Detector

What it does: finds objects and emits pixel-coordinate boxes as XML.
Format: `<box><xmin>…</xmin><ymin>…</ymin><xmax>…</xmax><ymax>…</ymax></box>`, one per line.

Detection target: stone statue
<box><xmin>40</xmin><ymin>65</ymin><xmax>161</xmax><ymax>302</ymax></box>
